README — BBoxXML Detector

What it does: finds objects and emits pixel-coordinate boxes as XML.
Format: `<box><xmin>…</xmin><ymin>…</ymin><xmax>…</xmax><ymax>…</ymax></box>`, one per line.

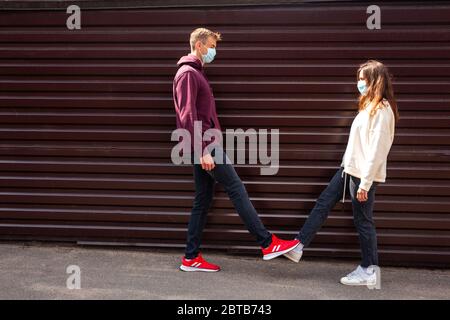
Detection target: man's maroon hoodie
<box><xmin>173</xmin><ymin>54</ymin><xmax>221</xmax><ymax>155</ymax></box>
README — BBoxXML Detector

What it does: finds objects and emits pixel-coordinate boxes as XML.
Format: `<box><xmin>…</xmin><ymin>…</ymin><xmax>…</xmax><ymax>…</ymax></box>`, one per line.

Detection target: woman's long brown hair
<box><xmin>357</xmin><ymin>60</ymin><xmax>400</xmax><ymax>123</ymax></box>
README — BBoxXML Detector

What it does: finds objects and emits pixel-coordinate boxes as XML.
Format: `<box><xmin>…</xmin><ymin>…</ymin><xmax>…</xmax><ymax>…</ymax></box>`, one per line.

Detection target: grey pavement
<box><xmin>0</xmin><ymin>242</ymin><xmax>448</xmax><ymax>300</ymax></box>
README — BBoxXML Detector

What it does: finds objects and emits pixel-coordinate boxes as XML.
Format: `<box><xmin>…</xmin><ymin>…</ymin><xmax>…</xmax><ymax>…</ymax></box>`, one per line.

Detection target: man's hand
<box><xmin>200</xmin><ymin>153</ymin><xmax>215</xmax><ymax>171</ymax></box>
<box><xmin>357</xmin><ymin>188</ymin><xmax>368</xmax><ymax>202</ymax></box>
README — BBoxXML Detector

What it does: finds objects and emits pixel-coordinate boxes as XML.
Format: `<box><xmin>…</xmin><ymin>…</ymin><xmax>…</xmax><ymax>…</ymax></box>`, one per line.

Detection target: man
<box><xmin>173</xmin><ymin>28</ymin><xmax>299</xmax><ymax>272</ymax></box>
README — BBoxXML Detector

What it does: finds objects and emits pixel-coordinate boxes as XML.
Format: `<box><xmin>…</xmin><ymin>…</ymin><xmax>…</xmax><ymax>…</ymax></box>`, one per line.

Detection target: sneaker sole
<box><xmin>179</xmin><ymin>265</ymin><xmax>220</xmax><ymax>272</ymax></box>
<box><xmin>340</xmin><ymin>279</ymin><xmax>376</xmax><ymax>286</ymax></box>
<box><xmin>283</xmin><ymin>249</ymin><xmax>303</xmax><ymax>263</ymax></box>
<box><xmin>263</xmin><ymin>242</ymin><xmax>300</xmax><ymax>261</ymax></box>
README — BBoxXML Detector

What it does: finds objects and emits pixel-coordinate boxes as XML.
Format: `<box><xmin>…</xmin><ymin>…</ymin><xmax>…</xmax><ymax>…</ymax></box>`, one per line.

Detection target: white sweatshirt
<box><xmin>340</xmin><ymin>99</ymin><xmax>395</xmax><ymax>191</ymax></box>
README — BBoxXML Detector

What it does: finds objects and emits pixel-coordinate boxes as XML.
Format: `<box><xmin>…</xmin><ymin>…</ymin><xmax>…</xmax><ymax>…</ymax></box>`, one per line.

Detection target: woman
<box><xmin>284</xmin><ymin>60</ymin><xmax>399</xmax><ymax>286</ymax></box>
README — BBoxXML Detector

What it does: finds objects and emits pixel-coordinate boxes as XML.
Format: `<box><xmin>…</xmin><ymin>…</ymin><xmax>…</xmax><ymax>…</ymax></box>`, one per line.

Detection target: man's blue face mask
<box><xmin>202</xmin><ymin>45</ymin><xmax>216</xmax><ymax>64</ymax></box>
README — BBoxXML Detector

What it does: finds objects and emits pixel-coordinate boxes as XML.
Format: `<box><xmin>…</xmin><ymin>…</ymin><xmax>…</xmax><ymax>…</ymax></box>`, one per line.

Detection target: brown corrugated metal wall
<box><xmin>0</xmin><ymin>2</ymin><xmax>449</xmax><ymax>267</ymax></box>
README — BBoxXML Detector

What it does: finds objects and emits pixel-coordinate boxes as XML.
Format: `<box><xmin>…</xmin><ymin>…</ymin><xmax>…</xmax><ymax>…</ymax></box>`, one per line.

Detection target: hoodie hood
<box><xmin>177</xmin><ymin>54</ymin><xmax>203</xmax><ymax>71</ymax></box>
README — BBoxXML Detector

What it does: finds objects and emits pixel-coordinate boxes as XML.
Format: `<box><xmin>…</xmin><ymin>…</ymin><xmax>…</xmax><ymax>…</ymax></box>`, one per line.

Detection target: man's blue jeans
<box><xmin>185</xmin><ymin>147</ymin><xmax>272</xmax><ymax>259</ymax></box>
<box><xmin>297</xmin><ymin>167</ymin><xmax>379</xmax><ymax>267</ymax></box>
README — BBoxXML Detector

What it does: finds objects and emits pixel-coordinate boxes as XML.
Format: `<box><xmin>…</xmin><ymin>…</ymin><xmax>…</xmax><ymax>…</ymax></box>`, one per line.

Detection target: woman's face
<box><xmin>358</xmin><ymin>70</ymin><xmax>366</xmax><ymax>82</ymax></box>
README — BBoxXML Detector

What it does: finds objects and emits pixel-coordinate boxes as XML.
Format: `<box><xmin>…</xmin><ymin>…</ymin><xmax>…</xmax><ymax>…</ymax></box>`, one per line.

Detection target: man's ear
<box><xmin>195</xmin><ymin>40</ymin><xmax>202</xmax><ymax>51</ymax></box>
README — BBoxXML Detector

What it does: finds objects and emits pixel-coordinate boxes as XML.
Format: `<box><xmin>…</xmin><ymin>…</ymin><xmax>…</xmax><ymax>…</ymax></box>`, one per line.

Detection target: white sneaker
<box><xmin>340</xmin><ymin>266</ymin><xmax>377</xmax><ymax>286</ymax></box>
<box><xmin>283</xmin><ymin>243</ymin><xmax>303</xmax><ymax>263</ymax></box>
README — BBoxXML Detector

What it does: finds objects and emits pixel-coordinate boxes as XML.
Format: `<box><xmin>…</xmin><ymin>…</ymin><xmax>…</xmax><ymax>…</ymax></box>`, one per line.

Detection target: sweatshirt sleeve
<box><xmin>359</xmin><ymin>109</ymin><xmax>394</xmax><ymax>191</ymax></box>
<box><xmin>174</xmin><ymin>71</ymin><xmax>207</xmax><ymax>154</ymax></box>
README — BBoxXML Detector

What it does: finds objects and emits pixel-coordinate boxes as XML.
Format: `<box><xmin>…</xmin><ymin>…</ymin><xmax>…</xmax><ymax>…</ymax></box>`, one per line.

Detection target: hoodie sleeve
<box><xmin>359</xmin><ymin>108</ymin><xmax>394</xmax><ymax>191</ymax></box>
<box><xmin>174</xmin><ymin>71</ymin><xmax>207</xmax><ymax>155</ymax></box>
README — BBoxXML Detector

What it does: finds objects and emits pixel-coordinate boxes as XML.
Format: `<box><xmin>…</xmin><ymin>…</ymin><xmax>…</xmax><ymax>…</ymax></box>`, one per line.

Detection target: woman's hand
<box><xmin>357</xmin><ymin>188</ymin><xmax>368</xmax><ymax>202</ymax></box>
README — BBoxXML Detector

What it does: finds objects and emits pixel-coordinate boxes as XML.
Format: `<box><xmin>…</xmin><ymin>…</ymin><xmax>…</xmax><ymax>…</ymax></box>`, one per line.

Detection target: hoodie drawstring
<box><xmin>341</xmin><ymin>169</ymin><xmax>347</xmax><ymax>204</ymax></box>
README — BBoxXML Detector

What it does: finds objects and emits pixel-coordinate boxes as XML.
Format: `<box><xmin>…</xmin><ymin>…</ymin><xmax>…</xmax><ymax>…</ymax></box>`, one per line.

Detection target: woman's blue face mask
<box><xmin>357</xmin><ymin>80</ymin><xmax>368</xmax><ymax>95</ymax></box>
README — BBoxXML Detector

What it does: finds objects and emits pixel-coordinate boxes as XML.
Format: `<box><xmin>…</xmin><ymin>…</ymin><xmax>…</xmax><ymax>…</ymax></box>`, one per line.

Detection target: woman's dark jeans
<box><xmin>297</xmin><ymin>167</ymin><xmax>379</xmax><ymax>267</ymax></box>
<box><xmin>185</xmin><ymin>147</ymin><xmax>272</xmax><ymax>259</ymax></box>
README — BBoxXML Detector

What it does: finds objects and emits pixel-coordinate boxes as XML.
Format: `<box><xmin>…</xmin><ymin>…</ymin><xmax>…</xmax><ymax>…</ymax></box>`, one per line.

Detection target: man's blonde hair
<box><xmin>190</xmin><ymin>28</ymin><xmax>222</xmax><ymax>51</ymax></box>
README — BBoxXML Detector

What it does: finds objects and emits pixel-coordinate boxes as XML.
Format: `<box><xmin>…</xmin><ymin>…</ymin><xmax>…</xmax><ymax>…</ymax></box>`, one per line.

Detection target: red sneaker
<box><xmin>180</xmin><ymin>253</ymin><xmax>221</xmax><ymax>272</ymax></box>
<box><xmin>261</xmin><ymin>234</ymin><xmax>300</xmax><ymax>260</ymax></box>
